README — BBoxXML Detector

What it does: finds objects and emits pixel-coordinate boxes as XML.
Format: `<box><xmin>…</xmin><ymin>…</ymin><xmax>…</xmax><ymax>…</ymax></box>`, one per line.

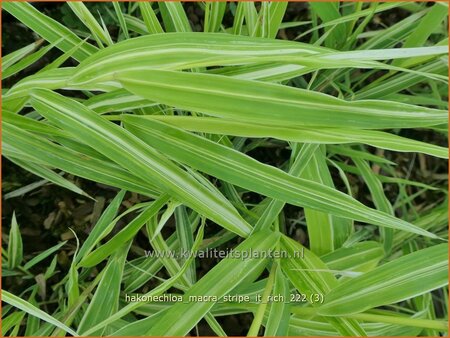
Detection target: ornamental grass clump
<box><xmin>2</xmin><ymin>1</ymin><xmax>448</xmax><ymax>336</ymax></box>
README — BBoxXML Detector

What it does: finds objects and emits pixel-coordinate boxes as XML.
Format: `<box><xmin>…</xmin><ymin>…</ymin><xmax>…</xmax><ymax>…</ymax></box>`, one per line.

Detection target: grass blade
<box><xmin>2</xmin><ymin>290</ymin><xmax>78</xmax><ymax>336</ymax></box>
<box><xmin>29</xmin><ymin>89</ymin><xmax>252</xmax><ymax>238</ymax></box>
<box><xmin>117</xmin><ymin>69</ymin><xmax>446</xmax><ymax>129</ymax></box>
<box><xmin>146</xmin><ymin>231</ymin><xmax>280</xmax><ymax>336</ymax></box>
<box><xmin>318</xmin><ymin>244</ymin><xmax>448</xmax><ymax>316</ymax></box>
<box><xmin>122</xmin><ymin>116</ymin><xmax>438</xmax><ymax>239</ymax></box>
<box><xmin>7</xmin><ymin>212</ymin><xmax>23</xmax><ymax>269</ymax></box>
<box><xmin>2</xmin><ymin>2</ymin><xmax>97</xmax><ymax>61</ymax></box>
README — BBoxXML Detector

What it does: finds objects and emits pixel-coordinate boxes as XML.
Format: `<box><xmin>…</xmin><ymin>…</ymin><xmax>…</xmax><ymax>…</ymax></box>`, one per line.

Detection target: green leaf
<box><xmin>7</xmin><ymin>156</ymin><xmax>91</xmax><ymax>198</ymax></box>
<box><xmin>29</xmin><ymin>89</ymin><xmax>252</xmax><ymax>238</ymax></box>
<box><xmin>23</xmin><ymin>241</ymin><xmax>67</xmax><ymax>270</ymax></box>
<box><xmin>204</xmin><ymin>2</ymin><xmax>226</xmax><ymax>33</ymax></box>
<box><xmin>3</xmin><ymin>123</ymin><xmax>160</xmax><ymax>198</ymax></box>
<box><xmin>309</xmin><ymin>2</ymin><xmax>346</xmax><ymax>48</ymax></box>
<box><xmin>116</xmin><ymin>69</ymin><xmax>446</xmax><ymax>129</ymax></box>
<box><xmin>2</xmin><ymin>290</ymin><xmax>78</xmax><ymax>336</ymax></box>
<box><xmin>318</xmin><ymin>243</ymin><xmax>448</xmax><ymax>316</ymax></box>
<box><xmin>112</xmin><ymin>2</ymin><xmax>130</xmax><ymax>40</ymax></box>
<box><xmin>78</xmin><ymin>243</ymin><xmax>130</xmax><ymax>335</ymax></box>
<box><xmin>146</xmin><ymin>230</ymin><xmax>280</xmax><ymax>336</ymax></box>
<box><xmin>321</xmin><ymin>241</ymin><xmax>384</xmax><ymax>274</ymax></box>
<box><xmin>76</xmin><ymin>190</ymin><xmax>126</xmax><ymax>263</ymax></box>
<box><xmin>139</xmin><ymin>3</ymin><xmax>164</xmax><ymax>34</ymax></box>
<box><xmin>264</xmin><ymin>265</ymin><xmax>290</xmax><ymax>336</ymax></box>
<box><xmin>7</xmin><ymin>212</ymin><xmax>23</xmax><ymax>269</ymax></box>
<box><xmin>280</xmin><ymin>234</ymin><xmax>366</xmax><ymax>335</ymax></box>
<box><xmin>122</xmin><ymin>115</ymin><xmax>438</xmax><ymax>239</ymax></box>
<box><xmin>83</xmin><ymin>221</ymin><xmax>206</xmax><ymax>336</ymax></box>
<box><xmin>2</xmin><ymin>2</ymin><xmax>97</xmax><ymax>61</ymax></box>
<box><xmin>354</xmin><ymin>158</ymin><xmax>394</xmax><ymax>254</ymax></box>
<box><xmin>159</xmin><ymin>2</ymin><xmax>192</xmax><ymax>32</ymax></box>
<box><xmin>68</xmin><ymin>2</ymin><xmax>113</xmax><ymax>47</ymax></box>
<box><xmin>140</xmin><ymin>115</ymin><xmax>448</xmax><ymax>159</ymax></box>
<box><xmin>3</xmin><ymin>39</ymin><xmax>43</xmax><ymax>71</ymax></box>
<box><xmin>302</xmin><ymin>146</ymin><xmax>352</xmax><ymax>255</ymax></box>
<box><xmin>79</xmin><ymin>195</ymin><xmax>168</xmax><ymax>267</ymax></box>
<box><xmin>3</xmin><ymin>41</ymin><xmax>58</xmax><ymax>80</ymax></box>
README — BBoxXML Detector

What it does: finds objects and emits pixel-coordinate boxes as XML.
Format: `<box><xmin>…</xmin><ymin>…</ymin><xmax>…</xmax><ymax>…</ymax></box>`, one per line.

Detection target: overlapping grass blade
<box><xmin>302</xmin><ymin>146</ymin><xmax>352</xmax><ymax>255</ymax></box>
<box><xmin>75</xmin><ymin>190</ymin><xmax>126</xmax><ymax>263</ymax></box>
<box><xmin>79</xmin><ymin>195</ymin><xmax>169</xmax><ymax>267</ymax></box>
<box><xmin>321</xmin><ymin>241</ymin><xmax>384</xmax><ymax>274</ymax></box>
<box><xmin>117</xmin><ymin>69</ymin><xmax>446</xmax><ymax>129</ymax></box>
<box><xmin>159</xmin><ymin>2</ymin><xmax>192</xmax><ymax>32</ymax></box>
<box><xmin>122</xmin><ymin>115</ymin><xmax>438</xmax><ymax>238</ymax></box>
<box><xmin>7</xmin><ymin>157</ymin><xmax>90</xmax><ymax>198</ymax></box>
<box><xmin>280</xmin><ymin>235</ymin><xmax>366</xmax><ymax>335</ymax></box>
<box><xmin>2</xmin><ymin>290</ymin><xmax>78</xmax><ymax>336</ymax></box>
<box><xmin>3</xmin><ymin>123</ymin><xmax>160</xmax><ymax>197</ymax></box>
<box><xmin>354</xmin><ymin>158</ymin><xmax>394</xmax><ymax>253</ymax></box>
<box><xmin>3</xmin><ymin>39</ymin><xmax>43</xmax><ymax>71</ymax></box>
<box><xmin>146</xmin><ymin>231</ymin><xmax>280</xmax><ymax>336</ymax></box>
<box><xmin>29</xmin><ymin>89</ymin><xmax>252</xmax><ymax>238</ymax></box>
<box><xmin>204</xmin><ymin>2</ymin><xmax>226</xmax><ymax>33</ymax></box>
<box><xmin>78</xmin><ymin>243</ymin><xmax>129</xmax><ymax>335</ymax></box>
<box><xmin>317</xmin><ymin>243</ymin><xmax>448</xmax><ymax>316</ymax></box>
<box><xmin>23</xmin><ymin>241</ymin><xmax>67</xmax><ymax>271</ymax></box>
<box><xmin>139</xmin><ymin>3</ymin><xmax>164</xmax><ymax>34</ymax></box>
<box><xmin>264</xmin><ymin>265</ymin><xmax>290</xmax><ymax>336</ymax></box>
<box><xmin>138</xmin><ymin>115</ymin><xmax>448</xmax><ymax>158</ymax></box>
<box><xmin>2</xmin><ymin>2</ymin><xmax>97</xmax><ymax>61</ymax></box>
<box><xmin>67</xmin><ymin>32</ymin><xmax>447</xmax><ymax>86</ymax></box>
<box><xmin>68</xmin><ymin>2</ymin><xmax>113</xmax><ymax>47</ymax></box>
<box><xmin>112</xmin><ymin>2</ymin><xmax>130</xmax><ymax>40</ymax></box>
<box><xmin>2</xmin><ymin>41</ymin><xmax>58</xmax><ymax>80</ymax></box>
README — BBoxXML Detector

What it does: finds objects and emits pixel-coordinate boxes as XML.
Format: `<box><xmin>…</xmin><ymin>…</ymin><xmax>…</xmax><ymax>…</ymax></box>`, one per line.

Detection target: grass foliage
<box><xmin>2</xmin><ymin>1</ymin><xmax>449</xmax><ymax>336</ymax></box>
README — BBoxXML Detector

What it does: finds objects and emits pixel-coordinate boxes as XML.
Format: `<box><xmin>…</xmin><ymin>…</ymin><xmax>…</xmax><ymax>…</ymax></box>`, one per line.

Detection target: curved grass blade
<box><xmin>321</xmin><ymin>241</ymin><xmax>384</xmax><ymax>274</ymax></box>
<box><xmin>75</xmin><ymin>190</ymin><xmax>126</xmax><ymax>263</ymax></box>
<box><xmin>83</xmin><ymin>221</ymin><xmax>205</xmax><ymax>335</ymax></box>
<box><xmin>29</xmin><ymin>89</ymin><xmax>252</xmax><ymax>238</ymax></box>
<box><xmin>2</xmin><ymin>2</ymin><xmax>97</xmax><ymax>61</ymax></box>
<box><xmin>3</xmin><ymin>123</ymin><xmax>160</xmax><ymax>197</ymax></box>
<box><xmin>112</xmin><ymin>2</ymin><xmax>130</xmax><ymax>40</ymax></box>
<box><xmin>117</xmin><ymin>69</ymin><xmax>446</xmax><ymax>129</ymax></box>
<box><xmin>8</xmin><ymin>157</ymin><xmax>90</xmax><ymax>198</ymax></box>
<box><xmin>3</xmin><ymin>39</ymin><xmax>43</xmax><ymax>71</ymax></box>
<box><xmin>79</xmin><ymin>195</ymin><xmax>169</xmax><ymax>267</ymax></box>
<box><xmin>302</xmin><ymin>146</ymin><xmax>352</xmax><ymax>255</ymax></box>
<box><xmin>68</xmin><ymin>32</ymin><xmax>446</xmax><ymax>86</ymax></box>
<box><xmin>138</xmin><ymin>115</ymin><xmax>448</xmax><ymax>159</ymax></box>
<box><xmin>317</xmin><ymin>243</ymin><xmax>448</xmax><ymax>316</ymax></box>
<box><xmin>68</xmin><ymin>2</ymin><xmax>113</xmax><ymax>47</ymax></box>
<box><xmin>146</xmin><ymin>231</ymin><xmax>280</xmax><ymax>336</ymax></box>
<box><xmin>280</xmin><ymin>235</ymin><xmax>366</xmax><ymax>336</ymax></box>
<box><xmin>77</xmin><ymin>243</ymin><xmax>130</xmax><ymax>335</ymax></box>
<box><xmin>23</xmin><ymin>241</ymin><xmax>67</xmax><ymax>271</ymax></box>
<box><xmin>139</xmin><ymin>3</ymin><xmax>164</xmax><ymax>34</ymax></box>
<box><xmin>3</xmin><ymin>41</ymin><xmax>58</xmax><ymax>80</ymax></box>
<box><xmin>122</xmin><ymin>116</ymin><xmax>438</xmax><ymax>238</ymax></box>
<box><xmin>2</xmin><ymin>290</ymin><xmax>78</xmax><ymax>336</ymax></box>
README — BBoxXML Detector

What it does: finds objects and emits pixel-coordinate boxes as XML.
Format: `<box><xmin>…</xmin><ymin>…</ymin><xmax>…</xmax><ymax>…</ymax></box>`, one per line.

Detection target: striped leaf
<box><xmin>122</xmin><ymin>115</ymin><xmax>438</xmax><ymax>238</ymax></box>
<box><xmin>318</xmin><ymin>243</ymin><xmax>448</xmax><ymax>315</ymax></box>
<box><xmin>146</xmin><ymin>230</ymin><xmax>280</xmax><ymax>336</ymax></box>
<box><xmin>116</xmin><ymin>69</ymin><xmax>446</xmax><ymax>129</ymax></box>
<box><xmin>7</xmin><ymin>212</ymin><xmax>23</xmax><ymax>269</ymax></box>
<box><xmin>29</xmin><ymin>89</ymin><xmax>252</xmax><ymax>238</ymax></box>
